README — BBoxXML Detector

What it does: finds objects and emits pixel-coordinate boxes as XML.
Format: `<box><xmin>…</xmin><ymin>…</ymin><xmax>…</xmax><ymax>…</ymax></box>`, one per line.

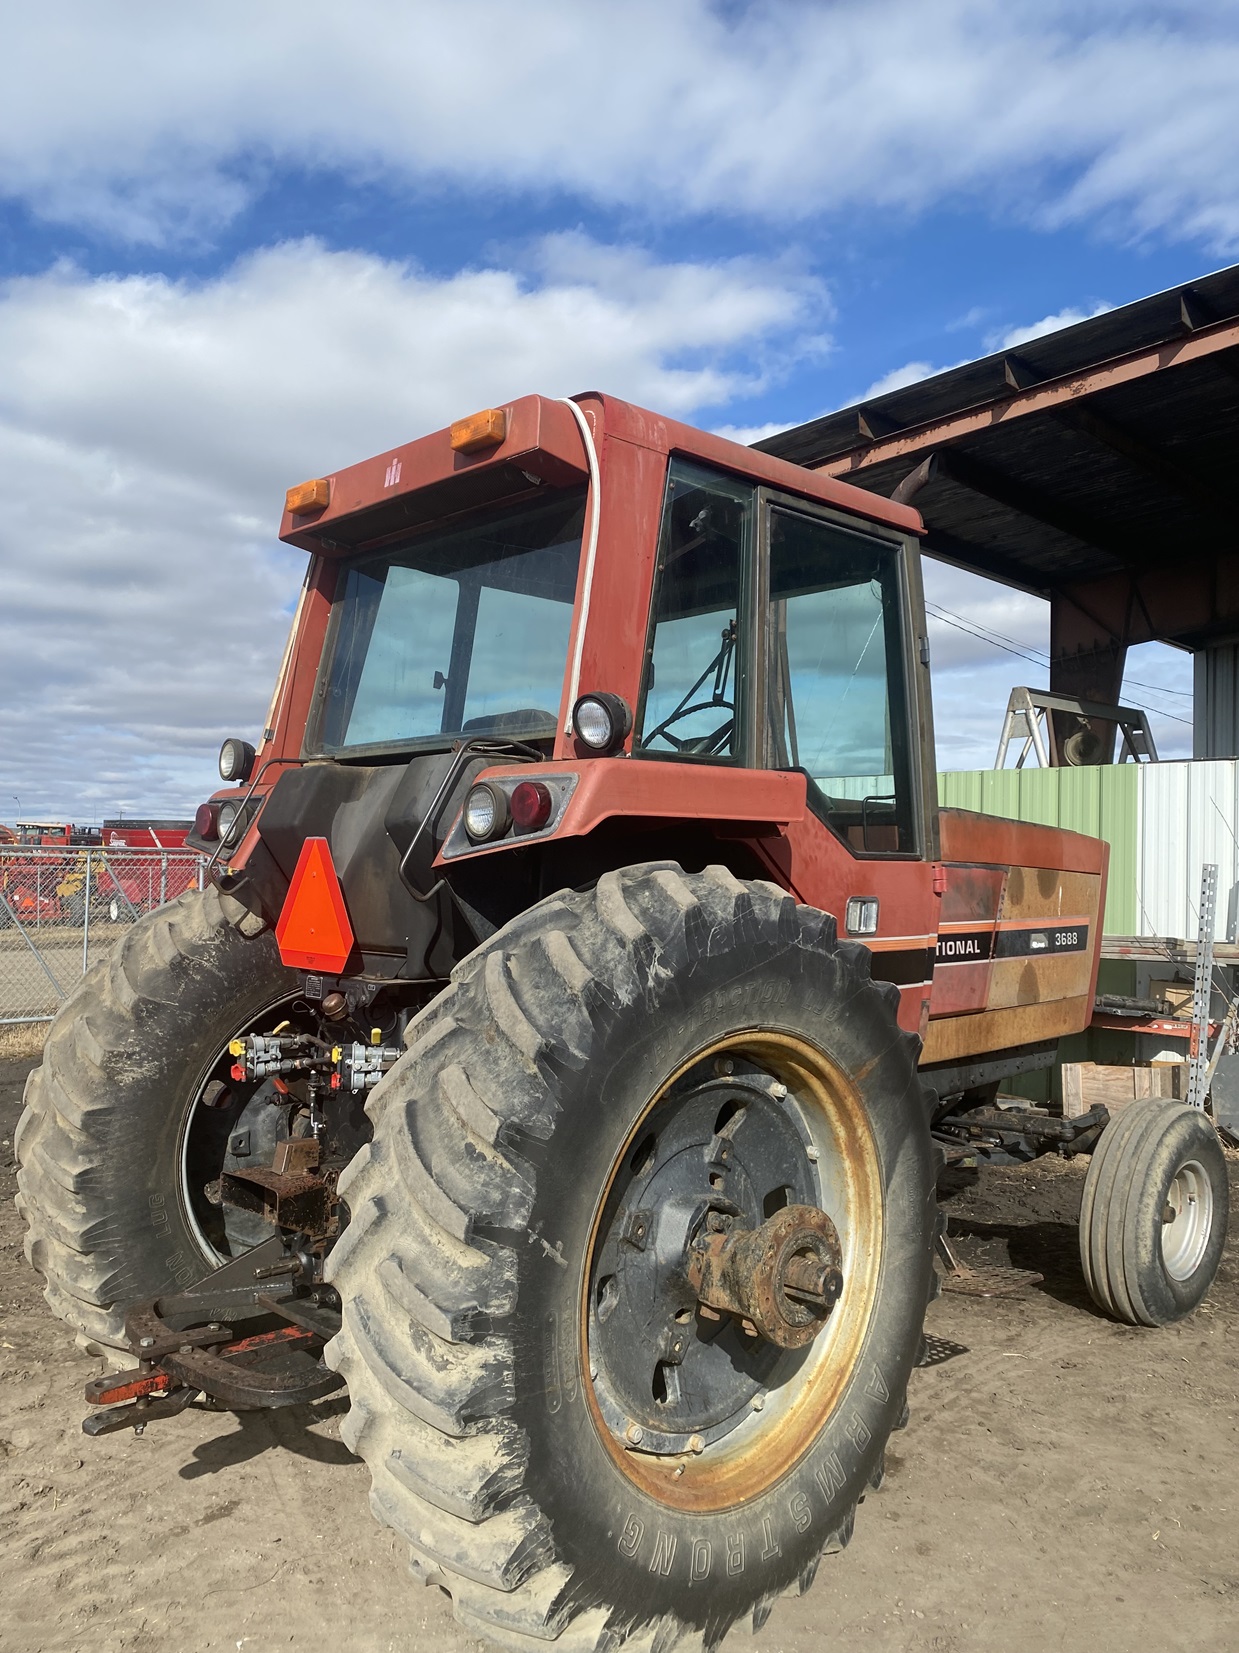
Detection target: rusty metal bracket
<box><xmin>219</xmin><ymin>1165</ymin><xmax>337</xmax><ymax>1237</ymax></box>
<box><xmin>81</xmin><ymin>1236</ymin><xmax>344</xmax><ymax>1436</ymax></box>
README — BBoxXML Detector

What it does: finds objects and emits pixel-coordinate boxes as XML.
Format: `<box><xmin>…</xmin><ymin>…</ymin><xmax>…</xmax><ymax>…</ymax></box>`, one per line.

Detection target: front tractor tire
<box><xmin>1079</xmin><ymin>1097</ymin><xmax>1229</xmax><ymax>1326</ymax></box>
<box><xmin>326</xmin><ymin>863</ymin><xmax>938</xmax><ymax>1651</ymax></box>
<box><xmin>15</xmin><ymin>886</ymin><xmax>294</xmax><ymax>1347</ymax></box>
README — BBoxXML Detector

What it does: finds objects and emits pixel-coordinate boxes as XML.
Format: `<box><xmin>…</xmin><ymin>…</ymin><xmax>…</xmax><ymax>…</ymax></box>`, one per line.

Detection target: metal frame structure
<box><xmin>759</xmin><ymin>265</ymin><xmax>1239</xmax><ymax>762</ymax></box>
<box><xmin>994</xmin><ymin>687</ymin><xmax>1157</xmax><ymax>769</ymax></box>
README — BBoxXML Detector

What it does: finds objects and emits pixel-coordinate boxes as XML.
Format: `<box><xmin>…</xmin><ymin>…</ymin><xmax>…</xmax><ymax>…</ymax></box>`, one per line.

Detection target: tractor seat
<box><xmin>461</xmin><ymin>709</ymin><xmax>557</xmax><ymax>736</ymax></box>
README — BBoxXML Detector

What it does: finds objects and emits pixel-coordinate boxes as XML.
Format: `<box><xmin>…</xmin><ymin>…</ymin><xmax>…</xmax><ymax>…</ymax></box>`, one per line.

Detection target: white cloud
<box><xmin>860</xmin><ymin>361</ymin><xmax>941</xmax><ymax>400</ymax></box>
<box><xmin>712</xmin><ymin>420</ymin><xmax>796</xmax><ymax>445</ymax></box>
<box><xmin>0</xmin><ymin>238</ymin><xmax>824</xmax><ymax>818</ymax></box>
<box><xmin>987</xmin><ymin>302</ymin><xmax>1114</xmax><ymax>351</ymax></box>
<box><xmin>2</xmin><ymin>4</ymin><xmax>1239</xmax><ymax>249</ymax></box>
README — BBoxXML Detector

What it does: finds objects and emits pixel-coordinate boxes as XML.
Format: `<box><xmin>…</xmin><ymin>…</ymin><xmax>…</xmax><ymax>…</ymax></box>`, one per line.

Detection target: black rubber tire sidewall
<box><xmin>1122</xmin><ymin>1108</ymin><xmax>1229</xmax><ymax>1325</ymax></box>
<box><xmin>21</xmin><ymin>892</ymin><xmax>295</xmax><ymax>1329</ymax></box>
<box><xmin>506</xmin><ymin>937</ymin><xmax>935</xmax><ymax>1630</ymax></box>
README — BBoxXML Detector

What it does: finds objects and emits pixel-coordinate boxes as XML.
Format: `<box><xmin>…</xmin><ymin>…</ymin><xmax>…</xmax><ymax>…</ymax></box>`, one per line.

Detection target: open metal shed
<box><xmin>758</xmin><ymin>263</ymin><xmax>1239</xmax><ymax>759</ymax></box>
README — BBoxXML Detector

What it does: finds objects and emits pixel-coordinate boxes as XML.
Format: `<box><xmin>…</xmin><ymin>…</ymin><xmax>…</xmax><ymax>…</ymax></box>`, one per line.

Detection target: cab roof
<box><xmin>278</xmin><ymin>392</ymin><xmax>924</xmax><ymax>555</ymax></box>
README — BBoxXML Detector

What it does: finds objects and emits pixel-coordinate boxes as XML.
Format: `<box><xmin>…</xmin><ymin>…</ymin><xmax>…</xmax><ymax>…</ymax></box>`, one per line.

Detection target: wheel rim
<box><xmin>580</xmin><ymin>1030</ymin><xmax>884</xmax><ymax>1514</ymax></box>
<box><xmin>176</xmin><ymin>993</ymin><xmax>307</xmax><ymax>1268</ymax></box>
<box><xmin>1161</xmin><ymin>1158</ymin><xmax>1214</xmax><ymax>1281</ymax></box>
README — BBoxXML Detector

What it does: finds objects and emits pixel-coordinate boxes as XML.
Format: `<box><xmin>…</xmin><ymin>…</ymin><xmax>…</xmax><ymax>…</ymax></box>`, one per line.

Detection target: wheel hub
<box><xmin>686</xmin><ymin>1203</ymin><xmax>843</xmax><ymax>1348</ymax></box>
<box><xmin>587</xmin><ymin>1061</ymin><xmax>842</xmax><ymax>1456</ymax></box>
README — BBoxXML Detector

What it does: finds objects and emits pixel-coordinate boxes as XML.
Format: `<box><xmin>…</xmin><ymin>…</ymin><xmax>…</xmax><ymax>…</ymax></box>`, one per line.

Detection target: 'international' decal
<box><xmin>934</xmin><ymin>924</ymin><xmax>1089</xmax><ymax>965</ymax></box>
<box><xmin>936</xmin><ymin>930</ymin><xmax>990</xmax><ymax>961</ymax></box>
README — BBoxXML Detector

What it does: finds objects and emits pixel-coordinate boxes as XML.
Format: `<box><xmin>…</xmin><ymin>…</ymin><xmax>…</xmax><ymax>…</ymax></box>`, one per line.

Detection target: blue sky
<box><xmin>1</xmin><ymin>0</ymin><xmax>1232</xmax><ymax>820</ymax></box>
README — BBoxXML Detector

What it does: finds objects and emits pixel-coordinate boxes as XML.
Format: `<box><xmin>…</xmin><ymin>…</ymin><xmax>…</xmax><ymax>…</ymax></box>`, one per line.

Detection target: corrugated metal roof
<box><xmin>759</xmin><ymin>265</ymin><xmax>1239</xmax><ymax>615</ymax></box>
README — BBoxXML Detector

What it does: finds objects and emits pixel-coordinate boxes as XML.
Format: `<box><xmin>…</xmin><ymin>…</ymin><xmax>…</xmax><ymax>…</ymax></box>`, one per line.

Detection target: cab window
<box><xmin>635</xmin><ymin>460</ymin><xmax>753</xmax><ymax>762</ymax></box>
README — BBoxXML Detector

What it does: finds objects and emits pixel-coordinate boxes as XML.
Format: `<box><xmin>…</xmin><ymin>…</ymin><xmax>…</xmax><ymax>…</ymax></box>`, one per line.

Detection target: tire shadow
<box><xmin>945</xmin><ymin>1215</ymin><xmax>1108</xmax><ymax>1317</ymax></box>
<box><xmin>178</xmin><ymin>1395</ymin><xmax>355</xmax><ymax>1479</ymax></box>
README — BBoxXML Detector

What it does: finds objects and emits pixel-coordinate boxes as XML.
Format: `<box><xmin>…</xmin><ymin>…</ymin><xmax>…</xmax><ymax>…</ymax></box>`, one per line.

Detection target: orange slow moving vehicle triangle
<box><xmin>275</xmin><ymin>837</ymin><xmax>355</xmax><ymax>973</ymax></box>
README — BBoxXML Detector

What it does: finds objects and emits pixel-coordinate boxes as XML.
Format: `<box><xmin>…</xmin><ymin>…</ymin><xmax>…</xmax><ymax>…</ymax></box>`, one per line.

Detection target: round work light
<box><xmin>194</xmin><ymin>802</ymin><xmax>219</xmax><ymax>841</ymax></box>
<box><xmin>463</xmin><ymin>783</ymin><xmax>510</xmax><ymax>842</ymax></box>
<box><xmin>571</xmin><ymin>692</ymin><xmax>633</xmax><ymax>754</ymax></box>
<box><xmin>219</xmin><ymin>738</ymin><xmax>257</xmax><ymax>784</ymax></box>
<box><xmin>217</xmin><ymin>800</ymin><xmax>243</xmax><ymax>845</ymax></box>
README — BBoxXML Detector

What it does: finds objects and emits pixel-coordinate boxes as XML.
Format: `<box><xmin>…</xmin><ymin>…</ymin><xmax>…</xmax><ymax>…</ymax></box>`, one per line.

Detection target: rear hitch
<box><xmin>82</xmin><ymin>1234</ymin><xmax>345</xmax><ymax>1437</ymax></box>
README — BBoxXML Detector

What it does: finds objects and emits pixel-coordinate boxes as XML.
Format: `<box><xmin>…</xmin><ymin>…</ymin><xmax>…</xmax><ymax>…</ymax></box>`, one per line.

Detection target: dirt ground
<box><xmin>2</xmin><ymin>1045</ymin><xmax>1237</xmax><ymax>1653</ymax></box>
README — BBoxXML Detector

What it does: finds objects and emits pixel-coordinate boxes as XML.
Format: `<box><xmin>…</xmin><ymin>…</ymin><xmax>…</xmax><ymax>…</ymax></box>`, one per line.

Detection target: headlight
<box><xmin>572</xmin><ymin>692</ymin><xmax>633</xmax><ymax>753</ymax></box>
<box><xmin>219</xmin><ymin>738</ymin><xmax>257</xmax><ymax>784</ymax></box>
<box><xmin>463</xmin><ymin>783</ymin><xmax>510</xmax><ymax>842</ymax></box>
<box><xmin>217</xmin><ymin>800</ymin><xmax>243</xmax><ymax>844</ymax></box>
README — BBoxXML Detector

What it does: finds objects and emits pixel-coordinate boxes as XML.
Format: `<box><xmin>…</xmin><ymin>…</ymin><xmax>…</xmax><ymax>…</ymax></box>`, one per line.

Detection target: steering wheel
<box><xmin>643</xmin><ymin>701</ymin><xmax>734</xmax><ymax>756</ymax></box>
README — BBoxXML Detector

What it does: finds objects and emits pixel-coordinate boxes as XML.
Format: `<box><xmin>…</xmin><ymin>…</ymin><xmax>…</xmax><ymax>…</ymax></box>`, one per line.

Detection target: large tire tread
<box><xmin>326</xmin><ymin>863</ymin><xmax>935</xmax><ymax>1651</ymax></box>
<box><xmin>15</xmin><ymin>885</ymin><xmax>284</xmax><ymax>1345</ymax></box>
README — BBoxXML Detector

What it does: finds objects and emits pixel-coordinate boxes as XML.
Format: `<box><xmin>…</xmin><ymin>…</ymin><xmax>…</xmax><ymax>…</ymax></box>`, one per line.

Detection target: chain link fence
<box><xmin>0</xmin><ymin>847</ymin><xmax>207</xmax><ymax>1025</ymax></box>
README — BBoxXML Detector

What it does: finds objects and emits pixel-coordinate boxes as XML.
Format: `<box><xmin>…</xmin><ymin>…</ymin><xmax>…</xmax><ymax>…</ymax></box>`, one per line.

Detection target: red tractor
<box><xmin>17</xmin><ymin>394</ymin><xmax>1228</xmax><ymax>1650</ymax></box>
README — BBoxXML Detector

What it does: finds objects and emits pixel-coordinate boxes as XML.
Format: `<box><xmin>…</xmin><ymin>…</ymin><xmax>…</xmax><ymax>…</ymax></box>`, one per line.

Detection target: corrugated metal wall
<box><xmin>1194</xmin><ymin>643</ymin><xmax>1239</xmax><ymax>760</ymax></box>
<box><xmin>937</xmin><ymin>765</ymin><xmax>1138</xmax><ymax>935</ymax></box>
<box><xmin>938</xmin><ymin>760</ymin><xmax>1239</xmax><ymax>942</ymax></box>
<box><xmin>1137</xmin><ymin>760</ymin><xmax>1239</xmax><ymax>943</ymax></box>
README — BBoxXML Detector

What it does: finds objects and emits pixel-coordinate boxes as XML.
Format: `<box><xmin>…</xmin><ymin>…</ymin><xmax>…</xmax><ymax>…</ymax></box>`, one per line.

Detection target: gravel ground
<box><xmin>2</xmin><ymin>1049</ymin><xmax>1237</xmax><ymax>1653</ymax></box>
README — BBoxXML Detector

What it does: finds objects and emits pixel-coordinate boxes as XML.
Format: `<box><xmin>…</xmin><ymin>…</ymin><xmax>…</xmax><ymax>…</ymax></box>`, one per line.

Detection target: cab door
<box><xmin>753</xmin><ymin>490</ymin><xmax>941</xmax><ymax>1036</ymax></box>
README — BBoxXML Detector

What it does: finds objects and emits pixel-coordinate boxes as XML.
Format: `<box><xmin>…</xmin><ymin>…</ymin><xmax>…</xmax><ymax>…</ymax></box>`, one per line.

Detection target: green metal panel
<box><xmin>936</xmin><ymin>767</ymin><xmax>1138</xmax><ymax>935</ymax></box>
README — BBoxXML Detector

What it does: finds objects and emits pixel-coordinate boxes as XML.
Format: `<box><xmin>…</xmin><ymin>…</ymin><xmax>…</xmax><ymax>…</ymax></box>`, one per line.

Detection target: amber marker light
<box><xmin>450</xmin><ymin>407</ymin><xmax>507</xmax><ymax>453</ymax></box>
<box><xmin>285</xmin><ymin>478</ymin><xmax>330</xmax><ymax>515</ymax></box>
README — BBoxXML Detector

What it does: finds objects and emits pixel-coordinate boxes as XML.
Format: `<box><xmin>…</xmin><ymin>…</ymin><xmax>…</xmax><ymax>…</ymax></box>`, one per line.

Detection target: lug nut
<box><xmin>626</xmin><ymin>1423</ymin><xmax>644</xmax><ymax>1445</ymax></box>
<box><xmin>770</xmin><ymin>1082</ymin><xmax>787</xmax><ymax>1099</ymax></box>
<box><xmin>751</xmin><ymin>1393</ymin><xmax>765</xmax><ymax>1411</ymax></box>
<box><xmin>689</xmin><ymin>1434</ymin><xmax>705</xmax><ymax>1454</ymax></box>
<box><xmin>715</xmin><ymin>1057</ymin><xmax>734</xmax><ymax>1076</ymax></box>
<box><xmin>139</xmin><ymin>1336</ymin><xmax>155</xmax><ymax>1349</ymax></box>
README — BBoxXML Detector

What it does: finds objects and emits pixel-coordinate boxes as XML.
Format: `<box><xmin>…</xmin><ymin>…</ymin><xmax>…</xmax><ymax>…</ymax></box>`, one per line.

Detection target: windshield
<box><xmin>313</xmin><ymin>488</ymin><xmax>586</xmax><ymax>754</ymax></box>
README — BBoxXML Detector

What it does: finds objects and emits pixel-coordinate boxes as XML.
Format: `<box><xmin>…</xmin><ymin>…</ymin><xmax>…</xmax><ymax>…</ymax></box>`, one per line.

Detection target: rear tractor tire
<box><xmin>15</xmin><ymin>885</ymin><xmax>298</xmax><ymax>1348</ymax></box>
<box><xmin>326</xmin><ymin>863</ymin><xmax>939</xmax><ymax>1651</ymax></box>
<box><xmin>1079</xmin><ymin>1098</ymin><xmax>1229</xmax><ymax>1327</ymax></box>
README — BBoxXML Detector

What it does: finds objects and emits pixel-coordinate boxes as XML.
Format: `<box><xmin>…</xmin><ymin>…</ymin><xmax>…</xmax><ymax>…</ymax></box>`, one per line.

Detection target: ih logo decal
<box><xmin>384</xmin><ymin>457</ymin><xmax>402</xmax><ymax>488</ymax></box>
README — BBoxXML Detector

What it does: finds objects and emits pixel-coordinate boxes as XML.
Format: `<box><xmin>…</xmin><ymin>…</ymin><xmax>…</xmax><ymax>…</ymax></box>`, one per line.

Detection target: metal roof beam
<box><xmin>893</xmin><ymin>447</ymin><xmax>1138</xmax><ymax>566</ymax></box>
<box><xmin>858</xmin><ymin>406</ymin><xmax>902</xmax><ymax>442</ymax></box>
<box><xmin>1004</xmin><ymin>341</ymin><xmax>1233</xmax><ymax>516</ymax></box>
<box><xmin>920</xmin><ymin>527</ymin><xmax>1053</xmax><ymax>597</ymax></box>
<box><xmin>1053</xmin><ymin>402</ymin><xmax>1233</xmax><ymax>519</ymax></box>
<box><xmin>1180</xmin><ymin>288</ymin><xmax>1239</xmax><ymax>386</ymax></box>
<box><xmin>814</xmin><ymin>310</ymin><xmax>1239</xmax><ymax>479</ymax></box>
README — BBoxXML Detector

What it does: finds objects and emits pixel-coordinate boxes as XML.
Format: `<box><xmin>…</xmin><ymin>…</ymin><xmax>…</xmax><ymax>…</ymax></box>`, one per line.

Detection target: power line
<box><xmin>924</xmin><ymin>604</ymin><xmax>1193</xmax><ymax>727</ymax></box>
<box><xmin>925</xmin><ymin>605</ymin><xmax>1047</xmax><ymax>670</ymax></box>
<box><xmin>926</xmin><ymin>601</ymin><xmax>1193</xmax><ymax>697</ymax></box>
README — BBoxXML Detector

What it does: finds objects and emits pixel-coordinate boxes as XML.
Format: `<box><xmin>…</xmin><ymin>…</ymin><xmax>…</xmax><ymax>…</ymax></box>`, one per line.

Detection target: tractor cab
<box><xmin>194</xmin><ymin>394</ymin><xmax>949</xmax><ymax>1028</ymax></box>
